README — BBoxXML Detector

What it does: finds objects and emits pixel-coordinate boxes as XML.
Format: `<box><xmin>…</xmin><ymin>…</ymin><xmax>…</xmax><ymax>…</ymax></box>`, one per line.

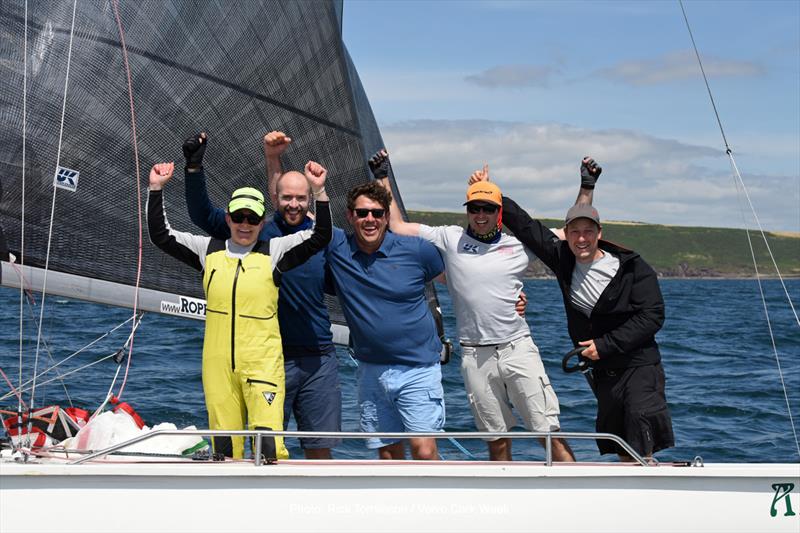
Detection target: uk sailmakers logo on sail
<box><xmin>160</xmin><ymin>295</ymin><xmax>207</xmax><ymax>319</ymax></box>
<box><xmin>54</xmin><ymin>166</ymin><xmax>80</xmax><ymax>192</ymax></box>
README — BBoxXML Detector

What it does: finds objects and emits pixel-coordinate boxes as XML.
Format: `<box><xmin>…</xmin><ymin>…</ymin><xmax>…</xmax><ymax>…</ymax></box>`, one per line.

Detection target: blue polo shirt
<box><xmin>184</xmin><ymin>169</ymin><xmax>334</xmax><ymax>355</ymax></box>
<box><xmin>325</xmin><ymin>230</ymin><xmax>444</xmax><ymax>366</ymax></box>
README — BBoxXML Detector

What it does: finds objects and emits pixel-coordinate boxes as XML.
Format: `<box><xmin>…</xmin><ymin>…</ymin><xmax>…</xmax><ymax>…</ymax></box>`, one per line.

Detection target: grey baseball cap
<box><xmin>565</xmin><ymin>204</ymin><xmax>600</xmax><ymax>226</ymax></box>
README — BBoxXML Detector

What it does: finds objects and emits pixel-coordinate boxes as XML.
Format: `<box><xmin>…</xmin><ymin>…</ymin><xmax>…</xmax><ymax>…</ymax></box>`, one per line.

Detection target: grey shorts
<box><xmin>460</xmin><ymin>336</ymin><xmax>561</xmax><ymax>439</ymax></box>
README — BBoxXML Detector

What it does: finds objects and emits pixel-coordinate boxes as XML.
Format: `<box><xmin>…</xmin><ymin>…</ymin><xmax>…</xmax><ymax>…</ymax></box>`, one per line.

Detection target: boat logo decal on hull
<box><xmin>771</xmin><ymin>483</ymin><xmax>796</xmax><ymax>517</ymax></box>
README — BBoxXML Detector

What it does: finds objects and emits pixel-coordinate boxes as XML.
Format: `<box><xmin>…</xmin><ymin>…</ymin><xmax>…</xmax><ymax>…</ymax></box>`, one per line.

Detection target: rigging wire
<box><xmin>29</xmin><ymin>0</ymin><xmax>79</xmax><ymax>422</ymax></box>
<box><xmin>32</xmin><ymin>331</ymin><xmax>73</xmax><ymax>407</ymax></box>
<box><xmin>110</xmin><ymin>0</ymin><xmax>144</xmax><ymax>400</ymax></box>
<box><xmin>3</xmin><ymin>351</ymin><xmax>121</xmax><ymax>400</ymax></box>
<box><xmin>1</xmin><ymin>313</ymin><xmax>142</xmax><ymax>404</ymax></box>
<box><xmin>679</xmin><ymin>2</ymin><xmax>798</xmax><ymax>327</ymax></box>
<box><xmin>0</xmin><ymin>314</ymin><xmax>137</xmax><ymax>404</ymax></box>
<box><xmin>727</xmin><ymin>156</ymin><xmax>799</xmax><ymax>327</ymax></box>
<box><xmin>8</xmin><ymin>264</ymin><xmax>75</xmax><ymax>405</ymax></box>
<box><xmin>17</xmin><ymin>0</ymin><xmax>29</xmax><ymax>453</ymax></box>
<box><xmin>13</xmin><ymin>290</ymin><xmax>136</xmax><ymax>405</ymax></box>
<box><xmin>0</xmin><ymin>367</ymin><xmax>27</xmax><ymax>410</ymax></box>
<box><xmin>679</xmin><ymin>0</ymin><xmax>800</xmax><ymax>460</ymax></box>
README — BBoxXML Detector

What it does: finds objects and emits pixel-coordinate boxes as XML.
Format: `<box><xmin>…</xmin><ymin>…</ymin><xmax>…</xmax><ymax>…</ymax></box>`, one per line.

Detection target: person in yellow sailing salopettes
<box><xmin>146</xmin><ymin>138</ymin><xmax>332</xmax><ymax>460</ymax></box>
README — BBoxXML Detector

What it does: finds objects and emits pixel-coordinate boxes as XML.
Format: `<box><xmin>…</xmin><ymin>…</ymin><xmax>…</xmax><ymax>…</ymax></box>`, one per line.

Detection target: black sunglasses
<box><xmin>353</xmin><ymin>208</ymin><xmax>386</xmax><ymax>219</ymax></box>
<box><xmin>229</xmin><ymin>211</ymin><xmax>263</xmax><ymax>225</ymax></box>
<box><xmin>466</xmin><ymin>203</ymin><xmax>499</xmax><ymax>214</ymax></box>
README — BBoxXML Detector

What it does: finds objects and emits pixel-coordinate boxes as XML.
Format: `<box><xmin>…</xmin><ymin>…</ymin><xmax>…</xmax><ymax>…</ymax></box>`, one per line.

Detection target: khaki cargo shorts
<box><xmin>460</xmin><ymin>336</ymin><xmax>561</xmax><ymax>439</ymax></box>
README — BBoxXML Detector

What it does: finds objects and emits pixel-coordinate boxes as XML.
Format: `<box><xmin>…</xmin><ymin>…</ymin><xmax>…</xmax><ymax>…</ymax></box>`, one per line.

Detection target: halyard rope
<box><xmin>111</xmin><ymin>0</ymin><xmax>145</xmax><ymax>401</ymax></box>
<box><xmin>679</xmin><ymin>0</ymin><xmax>800</xmax><ymax>459</ymax></box>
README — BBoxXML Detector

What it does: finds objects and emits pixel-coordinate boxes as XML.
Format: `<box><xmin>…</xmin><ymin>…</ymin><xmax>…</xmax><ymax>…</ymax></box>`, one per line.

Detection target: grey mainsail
<box><xmin>0</xmin><ymin>0</ymin><xmax>443</xmax><ymax>346</ymax></box>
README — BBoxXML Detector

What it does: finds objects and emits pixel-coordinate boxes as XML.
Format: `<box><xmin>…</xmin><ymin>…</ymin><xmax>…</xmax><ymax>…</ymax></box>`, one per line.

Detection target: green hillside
<box><xmin>407</xmin><ymin>210</ymin><xmax>800</xmax><ymax>278</ymax></box>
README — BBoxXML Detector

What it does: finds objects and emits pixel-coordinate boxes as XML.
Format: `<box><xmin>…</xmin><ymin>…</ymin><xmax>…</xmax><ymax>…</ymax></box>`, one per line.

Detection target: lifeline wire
<box><xmin>111</xmin><ymin>0</ymin><xmax>144</xmax><ymax>400</ymax></box>
<box><xmin>679</xmin><ymin>0</ymin><xmax>800</xmax><ymax>459</ymax></box>
<box><xmin>29</xmin><ymin>0</ymin><xmax>79</xmax><ymax>431</ymax></box>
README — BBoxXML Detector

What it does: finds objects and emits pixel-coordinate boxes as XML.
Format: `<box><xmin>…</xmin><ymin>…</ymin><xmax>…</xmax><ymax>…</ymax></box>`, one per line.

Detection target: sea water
<box><xmin>1</xmin><ymin>279</ymin><xmax>798</xmax><ymax>462</ymax></box>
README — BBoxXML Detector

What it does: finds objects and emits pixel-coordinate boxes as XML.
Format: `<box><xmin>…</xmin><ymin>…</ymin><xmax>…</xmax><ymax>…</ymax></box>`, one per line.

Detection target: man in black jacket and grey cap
<box><xmin>470</xmin><ymin>159</ymin><xmax>674</xmax><ymax>461</ymax></box>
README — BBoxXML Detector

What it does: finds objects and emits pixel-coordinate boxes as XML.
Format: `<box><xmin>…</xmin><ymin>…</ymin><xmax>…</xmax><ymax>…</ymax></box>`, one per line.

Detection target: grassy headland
<box><xmin>407</xmin><ymin>210</ymin><xmax>800</xmax><ymax>278</ymax></box>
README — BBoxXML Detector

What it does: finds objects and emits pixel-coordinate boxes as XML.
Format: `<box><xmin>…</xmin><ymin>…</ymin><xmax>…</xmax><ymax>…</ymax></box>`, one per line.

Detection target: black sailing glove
<box><xmin>580</xmin><ymin>157</ymin><xmax>602</xmax><ymax>189</ymax></box>
<box><xmin>368</xmin><ymin>149</ymin><xmax>390</xmax><ymax>180</ymax></box>
<box><xmin>183</xmin><ymin>132</ymin><xmax>208</xmax><ymax>170</ymax></box>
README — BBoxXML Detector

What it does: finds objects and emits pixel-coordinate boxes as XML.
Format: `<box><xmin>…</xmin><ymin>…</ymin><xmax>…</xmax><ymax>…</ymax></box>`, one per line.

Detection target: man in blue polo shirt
<box><xmin>183</xmin><ymin>131</ymin><xmax>342</xmax><ymax>459</ymax></box>
<box><xmin>324</xmin><ymin>181</ymin><xmax>445</xmax><ymax>460</ymax></box>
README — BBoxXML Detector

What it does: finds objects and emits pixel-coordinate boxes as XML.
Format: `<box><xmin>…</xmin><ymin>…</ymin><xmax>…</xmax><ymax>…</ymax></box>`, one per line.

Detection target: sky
<box><xmin>342</xmin><ymin>0</ymin><xmax>800</xmax><ymax>232</ymax></box>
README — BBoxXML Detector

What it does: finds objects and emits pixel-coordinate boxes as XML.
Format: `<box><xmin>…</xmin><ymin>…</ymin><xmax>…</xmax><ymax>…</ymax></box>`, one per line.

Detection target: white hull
<box><xmin>2</xmin><ymin>459</ymin><xmax>798</xmax><ymax>533</ymax></box>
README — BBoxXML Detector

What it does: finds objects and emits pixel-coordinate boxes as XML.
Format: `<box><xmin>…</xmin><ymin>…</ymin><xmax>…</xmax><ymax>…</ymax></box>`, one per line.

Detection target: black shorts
<box><xmin>593</xmin><ymin>362</ymin><xmax>674</xmax><ymax>457</ymax></box>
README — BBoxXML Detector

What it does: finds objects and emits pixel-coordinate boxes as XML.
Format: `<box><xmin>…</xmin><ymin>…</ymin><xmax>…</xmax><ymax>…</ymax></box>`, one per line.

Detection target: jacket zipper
<box><xmin>246</xmin><ymin>378</ymin><xmax>278</xmax><ymax>387</ymax></box>
<box><xmin>205</xmin><ymin>268</ymin><xmax>216</xmax><ymax>293</ymax></box>
<box><xmin>230</xmin><ymin>259</ymin><xmax>243</xmax><ymax>371</ymax></box>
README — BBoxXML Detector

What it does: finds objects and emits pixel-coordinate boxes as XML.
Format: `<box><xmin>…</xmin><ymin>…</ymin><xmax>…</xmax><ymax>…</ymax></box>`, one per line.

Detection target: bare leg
<box><xmin>549</xmin><ymin>437</ymin><xmax>576</xmax><ymax>462</ymax></box>
<box><xmin>304</xmin><ymin>448</ymin><xmax>332</xmax><ymax>459</ymax></box>
<box><xmin>409</xmin><ymin>438</ymin><xmax>438</xmax><ymax>460</ymax></box>
<box><xmin>488</xmin><ymin>438</ymin><xmax>512</xmax><ymax>461</ymax></box>
<box><xmin>379</xmin><ymin>442</ymin><xmax>405</xmax><ymax>460</ymax></box>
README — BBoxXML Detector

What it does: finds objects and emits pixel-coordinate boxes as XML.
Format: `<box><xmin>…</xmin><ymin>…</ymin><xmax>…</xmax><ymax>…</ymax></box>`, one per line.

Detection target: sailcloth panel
<box><xmin>0</xmin><ymin>0</ymin><xmax>433</xmax><ymax>333</ymax></box>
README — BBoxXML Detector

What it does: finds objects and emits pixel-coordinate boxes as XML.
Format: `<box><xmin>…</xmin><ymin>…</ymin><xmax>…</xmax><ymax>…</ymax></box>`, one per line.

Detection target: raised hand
<box><xmin>468</xmin><ymin>164</ymin><xmax>490</xmax><ymax>185</ymax></box>
<box><xmin>183</xmin><ymin>132</ymin><xmax>208</xmax><ymax>170</ymax></box>
<box><xmin>149</xmin><ymin>162</ymin><xmax>175</xmax><ymax>190</ymax></box>
<box><xmin>580</xmin><ymin>156</ymin><xmax>602</xmax><ymax>190</ymax></box>
<box><xmin>304</xmin><ymin>160</ymin><xmax>327</xmax><ymax>193</ymax></box>
<box><xmin>263</xmin><ymin>131</ymin><xmax>292</xmax><ymax>158</ymax></box>
<box><xmin>368</xmin><ymin>149</ymin><xmax>389</xmax><ymax>180</ymax></box>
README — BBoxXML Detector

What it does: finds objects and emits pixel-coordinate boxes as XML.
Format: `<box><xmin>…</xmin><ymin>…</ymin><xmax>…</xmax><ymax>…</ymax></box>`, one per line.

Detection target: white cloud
<box><xmin>596</xmin><ymin>50</ymin><xmax>765</xmax><ymax>86</ymax></box>
<box><xmin>464</xmin><ymin>65</ymin><xmax>559</xmax><ymax>88</ymax></box>
<box><xmin>382</xmin><ymin>119</ymin><xmax>799</xmax><ymax>231</ymax></box>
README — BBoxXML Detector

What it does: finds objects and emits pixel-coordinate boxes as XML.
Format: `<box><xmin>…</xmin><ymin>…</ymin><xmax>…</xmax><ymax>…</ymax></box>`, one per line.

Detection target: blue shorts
<box><xmin>284</xmin><ymin>347</ymin><xmax>342</xmax><ymax>449</ymax></box>
<box><xmin>357</xmin><ymin>361</ymin><xmax>445</xmax><ymax>449</ymax></box>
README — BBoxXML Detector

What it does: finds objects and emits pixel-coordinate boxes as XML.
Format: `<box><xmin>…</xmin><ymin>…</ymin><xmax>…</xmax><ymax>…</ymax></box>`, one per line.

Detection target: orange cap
<box><xmin>464</xmin><ymin>181</ymin><xmax>502</xmax><ymax>206</ymax></box>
